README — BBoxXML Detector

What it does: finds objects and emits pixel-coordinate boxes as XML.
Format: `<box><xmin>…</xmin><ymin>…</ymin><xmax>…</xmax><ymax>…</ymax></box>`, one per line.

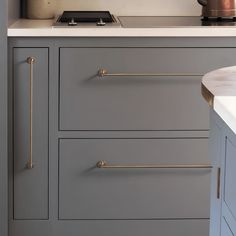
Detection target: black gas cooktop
<box><xmin>55</xmin><ymin>11</ymin><xmax>120</xmax><ymax>27</ymax></box>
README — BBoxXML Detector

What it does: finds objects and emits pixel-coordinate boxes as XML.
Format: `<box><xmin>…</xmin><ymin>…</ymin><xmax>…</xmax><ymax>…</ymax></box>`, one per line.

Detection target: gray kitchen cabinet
<box><xmin>209</xmin><ymin>114</ymin><xmax>222</xmax><ymax>236</ymax></box>
<box><xmin>221</xmin><ymin>218</ymin><xmax>234</xmax><ymax>236</ymax></box>
<box><xmin>9</xmin><ymin>37</ymin><xmax>236</xmax><ymax>236</ymax></box>
<box><xmin>0</xmin><ymin>0</ymin><xmax>8</xmax><ymax>235</ymax></box>
<box><xmin>209</xmin><ymin>110</ymin><xmax>236</xmax><ymax>236</ymax></box>
<box><xmin>13</xmin><ymin>48</ymin><xmax>49</xmax><ymax>219</ymax></box>
<box><xmin>221</xmin><ymin>129</ymin><xmax>236</xmax><ymax>236</ymax></box>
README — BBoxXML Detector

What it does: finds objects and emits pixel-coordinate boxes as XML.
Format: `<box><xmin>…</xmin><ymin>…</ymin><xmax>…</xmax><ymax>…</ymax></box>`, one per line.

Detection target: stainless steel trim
<box><xmin>96</xmin><ymin>160</ymin><xmax>212</xmax><ymax>169</ymax></box>
<box><xmin>26</xmin><ymin>57</ymin><xmax>35</xmax><ymax>169</ymax></box>
<box><xmin>53</xmin><ymin>15</ymin><xmax>121</xmax><ymax>28</ymax></box>
<box><xmin>98</xmin><ymin>69</ymin><xmax>202</xmax><ymax>77</ymax></box>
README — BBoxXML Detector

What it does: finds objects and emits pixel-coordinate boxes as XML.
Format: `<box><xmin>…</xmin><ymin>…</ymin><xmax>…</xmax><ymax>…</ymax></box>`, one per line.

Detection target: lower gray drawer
<box><xmin>10</xmin><ymin>219</ymin><xmax>210</xmax><ymax>236</ymax></box>
<box><xmin>59</xmin><ymin>138</ymin><xmax>211</xmax><ymax>220</ymax></box>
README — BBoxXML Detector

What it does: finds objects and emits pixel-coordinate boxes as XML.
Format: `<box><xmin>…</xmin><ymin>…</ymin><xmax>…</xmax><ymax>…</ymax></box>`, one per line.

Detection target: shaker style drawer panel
<box><xmin>224</xmin><ymin>137</ymin><xmax>236</xmax><ymax>221</ymax></box>
<box><xmin>59</xmin><ymin>48</ymin><xmax>236</xmax><ymax>131</ymax></box>
<box><xmin>221</xmin><ymin>218</ymin><xmax>234</xmax><ymax>236</ymax></box>
<box><xmin>13</xmin><ymin>48</ymin><xmax>49</xmax><ymax>219</ymax></box>
<box><xmin>10</xmin><ymin>219</ymin><xmax>209</xmax><ymax>236</ymax></box>
<box><xmin>59</xmin><ymin>138</ymin><xmax>211</xmax><ymax>220</ymax></box>
<box><xmin>55</xmin><ymin>220</ymin><xmax>209</xmax><ymax>236</ymax></box>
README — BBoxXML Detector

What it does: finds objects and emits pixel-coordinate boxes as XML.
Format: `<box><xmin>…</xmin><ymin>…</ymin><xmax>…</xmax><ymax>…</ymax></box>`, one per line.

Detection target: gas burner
<box><xmin>53</xmin><ymin>11</ymin><xmax>121</xmax><ymax>28</ymax></box>
<box><xmin>202</xmin><ymin>16</ymin><xmax>236</xmax><ymax>22</ymax></box>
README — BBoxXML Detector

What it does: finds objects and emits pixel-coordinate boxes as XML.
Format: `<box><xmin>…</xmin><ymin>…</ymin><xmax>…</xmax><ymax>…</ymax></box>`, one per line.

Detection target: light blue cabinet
<box><xmin>209</xmin><ymin>114</ymin><xmax>222</xmax><ymax>236</ymax></box>
<box><xmin>209</xmin><ymin>110</ymin><xmax>236</xmax><ymax>236</ymax></box>
<box><xmin>221</xmin><ymin>218</ymin><xmax>234</xmax><ymax>236</ymax></box>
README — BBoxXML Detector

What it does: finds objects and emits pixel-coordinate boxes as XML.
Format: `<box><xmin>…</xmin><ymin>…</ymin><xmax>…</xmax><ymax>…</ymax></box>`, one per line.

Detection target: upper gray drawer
<box><xmin>59</xmin><ymin>48</ymin><xmax>236</xmax><ymax>131</ymax></box>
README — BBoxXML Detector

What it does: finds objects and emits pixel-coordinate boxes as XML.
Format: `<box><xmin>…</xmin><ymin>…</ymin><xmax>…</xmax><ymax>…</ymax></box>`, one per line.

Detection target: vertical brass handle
<box><xmin>26</xmin><ymin>57</ymin><xmax>36</xmax><ymax>169</ymax></box>
<box><xmin>217</xmin><ymin>167</ymin><xmax>221</xmax><ymax>199</ymax></box>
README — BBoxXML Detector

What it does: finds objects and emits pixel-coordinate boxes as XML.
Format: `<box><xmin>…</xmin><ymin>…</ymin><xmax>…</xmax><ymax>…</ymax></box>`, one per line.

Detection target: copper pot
<box><xmin>197</xmin><ymin>0</ymin><xmax>236</xmax><ymax>17</ymax></box>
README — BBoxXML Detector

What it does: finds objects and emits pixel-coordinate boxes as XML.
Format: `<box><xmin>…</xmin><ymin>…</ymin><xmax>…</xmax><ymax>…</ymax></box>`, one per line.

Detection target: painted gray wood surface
<box><xmin>0</xmin><ymin>0</ymin><xmax>8</xmax><ymax>235</ymax></box>
<box><xmin>60</xmin><ymin>47</ymin><xmax>236</xmax><ymax>131</ymax></box>
<box><xmin>13</xmin><ymin>48</ymin><xmax>49</xmax><ymax>219</ymax></box>
<box><xmin>224</xmin><ymin>137</ymin><xmax>236</xmax><ymax>221</ymax></box>
<box><xmin>10</xmin><ymin>219</ymin><xmax>209</xmax><ymax>236</ymax></box>
<box><xmin>12</xmin><ymin>37</ymin><xmax>236</xmax><ymax>236</ymax></box>
<box><xmin>209</xmin><ymin>113</ymin><xmax>222</xmax><ymax>236</ymax></box>
<box><xmin>222</xmin><ymin>206</ymin><xmax>236</xmax><ymax>236</ymax></box>
<box><xmin>209</xmin><ymin>110</ymin><xmax>236</xmax><ymax>236</ymax></box>
<box><xmin>60</xmin><ymin>47</ymin><xmax>221</xmax><ymax>131</ymax></box>
<box><xmin>221</xmin><ymin>218</ymin><xmax>234</xmax><ymax>236</ymax></box>
<box><xmin>221</xmin><ymin>119</ymin><xmax>236</xmax><ymax>236</ymax></box>
<box><xmin>59</xmin><ymin>138</ymin><xmax>211</xmax><ymax>220</ymax></box>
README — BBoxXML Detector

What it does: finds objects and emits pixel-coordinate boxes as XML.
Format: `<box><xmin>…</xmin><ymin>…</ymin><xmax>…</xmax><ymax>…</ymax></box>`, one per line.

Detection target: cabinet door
<box><xmin>209</xmin><ymin>112</ymin><xmax>222</xmax><ymax>236</ymax></box>
<box><xmin>221</xmin><ymin>135</ymin><xmax>236</xmax><ymax>236</ymax></box>
<box><xmin>224</xmin><ymin>137</ymin><xmax>236</xmax><ymax>221</ymax></box>
<box><xmin>221</xmin><ymin>218</ymin><xmax>234</xmax><ymax>236</ymax></box>
<box><xmin>13</xmin><ymin>48</ymin><xmax>49</xmax><ymax>219</ymax></box>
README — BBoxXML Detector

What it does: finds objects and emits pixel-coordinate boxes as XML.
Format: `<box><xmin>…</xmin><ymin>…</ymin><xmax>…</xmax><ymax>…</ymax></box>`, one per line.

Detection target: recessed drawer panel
<box><xmin>11</xmin><ymin>219</ymin><xmax>210</xmax><ymax>236</ymax></box>
<box><xmin>221</xmin><ymin>218</ymin><xmax>234</xmax><ymax>236</ymax></box>
<box><xmin>59</xmin><ymin>48</ymin><xmax>236</xmax><ymax>131</ymax></box>
<box><xmin>59</xmin><ymin>138</ymin><xmax>211</xmax><ymax>220</ymax></box>
<box><xmin>224</xmin><ymin>137</ymin><xmax>236</xmax><ymax>221</ymax></box>
<box><xmin>13</xmin><ymin>48</ymin><xmax>49</xmax><ymax>219</ymax></box>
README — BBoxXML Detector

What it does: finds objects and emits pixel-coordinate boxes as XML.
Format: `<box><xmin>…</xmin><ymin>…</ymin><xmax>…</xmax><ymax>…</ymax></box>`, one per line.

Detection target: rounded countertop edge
<box><xmin>202</xmin><ymin>66</ymin><xmax>236</xmax><ymax>134</ymax></box>
<box><xmin>202</xmin><ymin>65</ymin><xmax>236</xmax><ymax>99</ymax></box>
<box><xmin>7</xmin><ymin>28</ymin><xmax>236</xmax><ymax>37</ymax></box>
<box><xmin>201</xmin><ymin>82</ymin><xmax>214</xmax><ymax>108</ymax></box>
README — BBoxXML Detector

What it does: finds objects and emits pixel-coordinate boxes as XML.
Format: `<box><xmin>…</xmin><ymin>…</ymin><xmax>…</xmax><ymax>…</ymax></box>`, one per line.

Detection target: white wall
<box><xmin>56</xmin><ymin>0</ymin><xmax>202</xmax><ymax>16</ymax></box>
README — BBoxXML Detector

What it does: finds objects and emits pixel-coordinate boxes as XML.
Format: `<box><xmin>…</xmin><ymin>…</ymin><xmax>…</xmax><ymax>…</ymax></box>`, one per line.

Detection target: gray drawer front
<box><xmin>13</xmin><ymin>48</ymin><xmax>49</xmax><ymax>219</ymax></box>
<box><xmin>10</xmin><ymin>219</ymin><xmax>209</xmax><ymax>236</ymax></box>
<box><xmin>59</xmin><ymin>48</ymin><xmax>236</xmax><ymax>131</ymax></box>
<box><xmin>59</xmin><ymin>138</ymin><xmax>211</xmax><ymax>220</ymax></box>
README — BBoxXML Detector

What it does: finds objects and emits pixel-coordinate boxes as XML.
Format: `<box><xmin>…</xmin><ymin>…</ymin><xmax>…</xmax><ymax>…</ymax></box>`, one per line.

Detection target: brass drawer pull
<box><xmin>26</xmin><ymin>57</ymin><xmax>36</xmax><ymax>169</ymax></box>
<box><xmin>217</xmin><ymin>167</ymin><xmax>221</xmax><ymax>199</ymax></box>
<box><xmin>96</xmin><ymin>160</ymin><xmax>212</xmax><ymax>169</ymax></box>
<box><xmin>98</xmin><ymin>69</ymin><xmax>202</xmax><ymax>77</ymax></box>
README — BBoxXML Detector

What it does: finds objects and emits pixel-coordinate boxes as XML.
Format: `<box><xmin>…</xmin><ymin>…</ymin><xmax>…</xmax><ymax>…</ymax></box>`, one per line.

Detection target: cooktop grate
<box><xmin>57</xmin><ymin>11</ymin><xmax>114</xmax><ymax>23</ymax></box>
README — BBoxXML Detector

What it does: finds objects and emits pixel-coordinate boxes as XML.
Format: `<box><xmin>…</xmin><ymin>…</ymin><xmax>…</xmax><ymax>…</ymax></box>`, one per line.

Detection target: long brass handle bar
<box><xmin>26</xmin><ymin>57</ymin><xmax>36</xmax><ymax>169</ymax></box>
<box><xmin>96</xmin><ymin>161</ymin><xmax>212</xmax><ymax>169</ymax></box>
<box><xmin>217</xmin><ymin>167</ymin><xmax>221</xmax><ymax>199</ymax></box>
<box><xmin>98</xmin><ymin>69</ymin><xmax>203</xmax><ymax>77</ymax></box>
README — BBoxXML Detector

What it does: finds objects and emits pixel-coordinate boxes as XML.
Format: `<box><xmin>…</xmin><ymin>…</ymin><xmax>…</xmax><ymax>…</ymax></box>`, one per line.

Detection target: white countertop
<box><xmin>8</xmin><ymin>18</ymin><xmax>236</xmax><ymax>37</ymax></box>
<box><xmin>202</xmin><ymin>66</ymin><xmax>236</xmax><ymax>134</ymax></box>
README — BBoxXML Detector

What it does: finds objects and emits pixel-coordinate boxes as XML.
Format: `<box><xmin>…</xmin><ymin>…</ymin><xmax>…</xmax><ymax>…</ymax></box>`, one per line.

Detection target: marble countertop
<box><xmin>202</xmin><ymin>66</ymin><xmax>236</xmax><ymax>134</ymax></box>
<box><xmin>8</xmin><ymin>17</ymin><xmax>236</xmax><ymax>37</ymax></box>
